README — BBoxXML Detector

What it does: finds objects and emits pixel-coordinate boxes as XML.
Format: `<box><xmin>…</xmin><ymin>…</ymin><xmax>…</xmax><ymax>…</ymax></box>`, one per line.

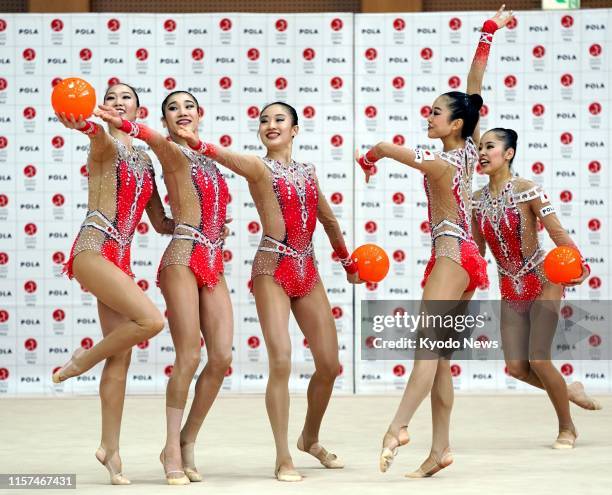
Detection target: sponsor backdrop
<box><xmin>0</xmin><ymin>10</ymin><xmax>608</xmax><ymax>396</ymax></box>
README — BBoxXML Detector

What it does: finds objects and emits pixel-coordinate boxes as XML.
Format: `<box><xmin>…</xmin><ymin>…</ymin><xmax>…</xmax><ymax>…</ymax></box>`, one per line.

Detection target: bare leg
<box><xmin>159</xmin><ymin>265</ymin><xmax>201</xmax><ymax>484</ymax></box>
<box><xmin>291</xmin><ymin>281</ymin><xmax>343</xmax><ymax>469</ymax></box>
<box><xmin>180</xmin><ymin>277</ymin><xmax>234</xmax><ymax>481</ymax></box>
<box><xmin>252</xmin><ymin>276</ymin><xmax>298</xmax><ymax>481</ymax></box>
<box><xmin>53</xmin><ymin>251</ymin><xmax>164</xmax><ymax>382</ymax></box>
<box><xmin>94</xmin><ymin>301</ymin><xmax>132</xmax><ymax>485</ymax></box>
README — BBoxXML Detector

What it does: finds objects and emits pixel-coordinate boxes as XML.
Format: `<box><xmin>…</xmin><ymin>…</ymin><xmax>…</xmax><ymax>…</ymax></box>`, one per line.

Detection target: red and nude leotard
<box><xmin>422</xmin><ymin>137</ymin><xmax>489</xmax><ymax>292</ymax></box>
<box><xmin>64</xmin><ymin>130</ymin><xmax>155</xmax><ymax>279</ymax></box>
<box><xmin>473</xmin><ymin>177</ymin><xmax>581</xmax><ymax>312</ymax></box>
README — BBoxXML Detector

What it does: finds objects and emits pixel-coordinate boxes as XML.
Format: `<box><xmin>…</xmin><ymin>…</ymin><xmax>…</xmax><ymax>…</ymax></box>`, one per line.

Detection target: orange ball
<box><xmin>351</xmin><ymin>244</ymin><xmax>390</xmax><ymax>283</ymax></box>
<box><xmin>543</xmin><ymin>246</ymin><xmax>582</xmax><ymax>284</ymax></box>
<box><xmin>51</xmin><ymin>77</ymin><xmax>96</xmax><ymax>119</ymax></box>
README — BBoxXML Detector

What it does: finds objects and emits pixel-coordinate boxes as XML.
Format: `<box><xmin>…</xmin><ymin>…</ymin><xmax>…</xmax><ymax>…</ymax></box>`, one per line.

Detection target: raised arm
<box><xmin>56</xmin><ymin>112</ymin><xmax>115</xmax><ymax>166</ymax></box>
<box><xmin>466</xmin><ymin>5</ymin><xmax>515</xmax><ymax>145</ymax></box>
<box><xmin>315</xmin><ymin>180</ymin><xmax>361</xmax><ymax>283</ymax></box>
<box><xmin>145</xmin><ymin>178</ymin><xmax>175</xmax><ymax>235</ymax></box>
<box><xmin>175</xmin><ymin>127</ymin><xmax>266</xmax><ymax>183</ymax></box>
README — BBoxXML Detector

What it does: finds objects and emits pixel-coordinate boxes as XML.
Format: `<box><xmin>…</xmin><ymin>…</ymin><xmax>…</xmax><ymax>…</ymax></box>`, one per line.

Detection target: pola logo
<box><xmin>24</xmin><ymin>280</ymin><xmax>37</xmax><ymax>294</ymax></box>
<box><xmin>393</xmin><ymin>18</ymin><xmax>406</xmax><ymax>31</ymax></box>
<box><xmin>24</xmin><ymin>338</ymin><xmax>37</xmax><ymax>351</ymax></box>
<box><xmin>23</xmin><ymin>107</ymin><xmax>36</xmax><ymax>120</ymax></box>
<box><xmin>331</xmin><ymin>18</ymin><xmax>343</xmax><ymax>31</ymax></box>
<box><xmin>420</xmin><ymin>106</ymin><xmax>432</xmax><ymax>118</ymax></box>
<box><xmin>192</xmin><ymin>48</ymin><xmax>204</xmax><ymax>61</ymax></box>
<box><xmin>420</xmin><ymin>220</ymin><xmax>431</xmax><ymax>234</ymax></box>
<box><xmin>448</xmin><ymin>76</ymin><xmax>461</xmax><ymax>89</ymax></box>
<box><xmin>560</xmin><ymin>363</ymin><xmax>573</xmax><ymax>376</ymax></box>
<box><xmin>561</xmin><ymin>15</ymin><xmax>574</xmax><ymax>28</ymax></box>
<box><xmin>559</xmin><ymin>190</ymin><xmax>572</xmax><ymax>203</ymax></box>
<box><xmin>507</xmin><ymin>17</ymin><xmax>517</xmax><ymax>30</ymax></box>
<box><xmin>50</xmin><ymin>19</ymin><xmax>64</xmax><ymax>32</ymax></box>
<box><xmin>330</xmin><ymin>77</ymin><xmax>343</xmax><ymax>90</ymax></box>
<box><xmin>0</xmin><ymin>19</ymin><xmax>7</xmax><ymax>31</ymax></box>
<box><xmin>420</xmin><ymin>47</ymin><xmax>433</xmax><ymax>60</ymax></box>
<box><xmin>52</xmin><ymin>309</ymin><xmax>65</xmax><ymax>322</ymax></box>
<box><xmin>0</xmin><ymin>194</ymin><xmax>7</xmax><ymax>207</ymax></box>
<box><xmin>247</xmin><ymin>336</ymin><xmax>260</xmax><ymax>349</ymax></box>
<box><xmin>79</xmin><ymin>48</ymin><xmax>92</xmax><ymax>61</ymax></box>
<box><xmin>480</xmin><ymin>104</ymin><xmax>489</xmax><ymax>117</ymax></box>
<box><xmin>0</xmin><ymin>252</ymin><xmax>7</xmax><ymax>264</ymax></box>
<box><xmin>364</xmin><ymin>220</ymin><xmax>377</xmax><ymax>233</ymax></box>
<box><xmin>24</xmin><ymin>223</ymin><xmax>37</xmax><ymax>235</ymax></box>
<box><xmin>589</xmin><ymin>276</ymin><xmax>602</xmax><ymax>289</ymax></box>
<box><xmin>137</xmin><ymin>279</ymin><xmax>149</xmax><ymax>291</ymax></box>
<box><xmin>80</xmin><ymin>164</ymin><xmax>88</xmax><ymax>177</ymax></box>
<box><xmin>393</xmin><ymin>364</ymin><xmax>406</xmax><ymax>377</ymax></box>
<box><xmin>560</xmin><ymin>73</ymin><xmax>573</xmax><ymax>87</ymax></box>
<box><xmin>303</xmin><ymin>48</ymin><xmax>315</xmax><ymax>61</ymax></box>
<box><xmin>137</xmin><ymin>107</ymin><xmax>148</xmax><ymax>119</ymax></box>
<box><xmin>504</xmin><ymin>75</ymin><xmax>517</xmax><ymax>88</ymax></box>
<box><xmin>450</xmin><ymin>364</ymin><xmax>462</xmax><ymax>377</ymax></box>
<box><xmin>532</xmin><ymin>162</ymin><xmax>545</xmax><ymax>174</ymax></box>
<box><xmin>365</xmin><ymin>48</ymin><xmax>377</xmax><ymax>61</ymax></box>
<box><xmin>393</xmin><ymin>192</ymin><xmax>405</xmax><ymax>204</ymax></box>
<box><xmin>331</xmin><ymin>306</ymin><xmax>343</xmax><ymax>319</ymax></box>
<box><xmin>560</xmin><ymin>305</ymin><xmax>573</xmax><ymax>319</ymax></box>
<box><xmin>330</xmin><ymin>192</ymin><xmax>343</xmax><ymax>205</ymax></box>
<box><xmin>589</xmin><ymin>102</ymin><xmax>602</xmax><ymax>115</ymax></box>
<box><xmin>247</xmin><ymin>106</ymin><xmax>259</xmax><ymax>119</ymax></box>
<box><xmin>589</xmin><ymin>44</ymin><xmax>602</xmax><ymax>57</ymax></box>
<box><xmin>532</xmin><ymin>103</ymin><xmax>545</xmax><ymax>117</ymax></box>
<box><xmin>52</xmin><ymin>193</ymin><xmax>65</xmax><ymax>207</ymax></box>
<box><xmin>364</xmin><ymin>106</ymin><xmax>377</xmax><ymax>118</ymax></box>
<box><xmin>275</xmin><ymin>19</ymin><xmax>288</xmax><ymax>32</ymax></box>
<box><xmin>135</xmin><ymin>48</ymin><xmax>148</xmax><ymax>61</ymax></box>
<box><xmin>560</xmin><ymin>132</ymin><xmax>573</xmax><ymax>145</ymax></box>
<box><xmin>275</xmin><ymin>77</ymin><xmax>287</xmax><ymax>90</ymax></box>
<box><xmin>449</xmin><ymin>17</ymin><xmax>462</xmax><ymax>31</ymax></box>
<box><xmin>532</xmin><ymin>45</ymin><xmax>545</xmax><ymax>58</ymax></box>
<box><xmin>51</xmin><ymin>136</ymin><xmax>64</xmax><ymax>148</ymax></box>
<box><xmin>247</xmin><ymin>48</ymin><xmax>259</xmax><ymax>61</ymax></box>
<box><xmin>588</xmin><ymin>219</ymin><xmax>601</xmax><ymax>231</ymax></box>
<box><xmin>107</xmin><ymin>76</ymin><xmax>120</xmax><ymax>86</ymax></box>
<box><xmin>393</xmin><ymin>134</ymin><xmax>405</xmax><ymax>145</ymax></box>
<box><xmin>219</xmin><ymin>135</ymin><xmax>232</xmax><ymax>147</ymax></box>
<box><xmin>392</xmin><ymin>76</ymin><xmax>405</xmax><ymax>89</ymax></box>
<box><xmin>137</xmin><ymin>222</ymin><xmax>149</xmax><ymax>235</ymax></box>
<box><xmin>23</xmin><ymin>48</ymin><xmax>36</xmax><ymax>61</ymax></box>
<box><xmin>164</xmin><ymin>365</ymin><xmax>174</xmax><ymax>377</ymax></box>
<box><xmin>0</xmin><ymin>309</ymin><xmax>8</xmax><ymax>323</ymax></box>
<box><xmin>107</xmin><ymin>18</ymin><xmax>120</xmax><ymax>31</ymax></box>
<box><xmin>52</xmin><ymin>251</ymin><xmax>65</xmax><ymax>264</ymax></box>
<box><xmin>221</xmin><ymin>249</ymin><xmax>233</xmax><ymax>263</ymax></box>
<box><xmin>224</xmin><ymin>366</ymin><xmax>232</xmax><ymax>377</ymax></box>
<box><xmin>0</xmin><ymin>78</ymin><xmax>7</xmax><ymax>91</ymax></box>
<box><xmin>588</xmin><ymin>160</ymin><xmax>601</xmax><ymax>173</ymax></box>
<box><xmin>248</xmin><ymin>221</ymin><xmax>260</xmax><ymax>234</ymax></box>
<box><xmin>366</xmin><ymin>281</ymin><xmax>378</xmax><ymax>291</ymax></box>
<box><xmin>589</xmin><ymin>334</ymin><xmax>602</xmax><ymax>347</ymax></box>
<box><xmin>137</xmin><ymin>339</ymin><xmax>149</xmax><ymax>349</ymax></box>
<box><xmin>330</xmin><ymin>135</ymin><xmax>343</xmax><ymax>147</ymax></box>
<box><xmin>219</xmin><ymin>18</ymin><xmax>232</xmax><ymax>31</ymax></box>
<box><xmin>393</xmin><ymin>250</ymin><xmax>406</xmax><ymax>262</ymax></box>
<box><xmin>164</xmin><ymin>19</ymin><xmax>176</xmax><ymax>32</ymax></box>
<box><xmin>23</xmin><ymin>164</ymin><xmax>36</xmax><ymax>177</ymax></box>
<box><xmin>303</xmin><ymin>106</ymin><xmax>315</xmax><ymax>119</ymax></box>
<box><xmin>164</xmin><ymin>78</ymin><xmax>176</xmax><ymax>90</ymax></box>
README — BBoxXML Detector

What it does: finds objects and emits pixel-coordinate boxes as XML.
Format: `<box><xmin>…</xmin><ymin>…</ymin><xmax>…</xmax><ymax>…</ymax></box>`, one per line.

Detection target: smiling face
<box><xmin>104</xmin><ymin>84</ymin><xmax>138</xmax><ymax>121</ymax></box>
<box><xmin>161</xmin><ymin>92</ymin><xmax>200</xmax><ymax>135</ymax></box>
<box><xmin>427</xmin><ymin>95</ymin><xmax>461</xmax><ymax>139</ymax></box>
<box><xmin>478</xmin><ymin>131</ymin><xmax>514</xmax><ymax>176</ymax></box>
<box><xmin>258</xmin><ymin>104</ymin><xmax>298</xmax><ymax>151</ymax></box>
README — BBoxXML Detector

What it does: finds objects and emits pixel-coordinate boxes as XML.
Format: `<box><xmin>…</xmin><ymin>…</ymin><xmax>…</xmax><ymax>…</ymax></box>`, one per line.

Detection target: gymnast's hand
<box><xmin>94</xmin><ymin>104</ymin><xmax>123</xmax><ymax>128</ymax></box>
<box><xmin>355</xmin><ymin>149</ymin><xmax>375</xmax><ymax>184</ymax></box>
<box><xmin>346</xmin><ymin>271</ymin><xmax>364</xmax><ymax>285</ymax></box>
<box><xmin>56</xmin><ymin>112</ymin><xmax>87</xmax><ymax>130</ymax></box>
<box><xmin>490</xmin><ymin>4</ymin><xmax>515</xmax><ymax>30</ymax></box>
<box><xmin>562</xmin><ymin>263</ymin><xmax>590</xmax><ymax>287</ymax></box>
<box><xmin>175</xmin><ymin>126</ymin><xmax>199</xmax><ymax>148</ymax></box>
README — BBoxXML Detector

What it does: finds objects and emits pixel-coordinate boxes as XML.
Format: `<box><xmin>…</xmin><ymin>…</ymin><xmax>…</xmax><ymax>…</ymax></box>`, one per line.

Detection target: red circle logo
<box><xmin>303</xmin><ymin>106</ymin><xmax>315</xmax><ymax>119</ymax></box>
<box><xmin>275</xmin><ymin>19</ymin><xmax>288</xmax><ymax>32</ymax></box>
<box><xmin>532</xmin><ymin>103</ymin><xmax>545</xmax><ymax>116</ymax></box>
<box><xmin>393</xmin><ymin>364</ymin><xmax>405</xmax><ymax>377</ymax></box>
<box><xmin>164</xmin><ymin>365</ymin><xmax>174</xmax><ymax>377</ymax></box>
<box><xmin>450</xmin><ymin>364</ymin><xmax>462</xmax><ymax>377</ymax></box>
<box><xmin>52</xmin><ymin>309</ymin><xmax>65</xmax><ymax>322</ymax></box>
<box><xmin>0</xmin><ymin>19</ymin><xmax>7</xmax><ymax>31</ymax></box>
<box><xmin>559</xmin><ymin>190</ymin><xmax>572</xmax><ymax>203</ymax></box>
<box><xmin>532</xmin><ymin>45</ymin><xmax>545</xmax><ymax>58</ymax></box>
<box><xmin>247</xmin><ymin>106</ymin><xmax>259</xmax><ymax>119</ymax></box>
<box><xmin>224</xmin><ymin>366</ymin><xmax>232</xmax><ymax>377</ymax></box>
<box><xmin>0</xmin><ymin>194</ymin><xmax>7</xmax><ymax>207</ymax></box>
<box><xmin>219</xmin><ymin>18</ymin><xmax>232</xmax><ymax>31</ymax></box>
<box><xmin>392</xmin><ymin>192</ymin><xmax>405</xmax><ymax>204</ymax></box>
<box><xmin>137</xmin><ymin>222</ymin><xmax>149</xmax><ymax>234</ymax></box>
<box><xmin>531</xmin><ymin>162</ymin><xmax>545</xmax><ymax>174</ymax></box>
<box><xmin>331</xmin><ymin>18</ymin><xmax>343</xmax><ymax>31</ymax></box>
<box><xmin>52</xmin><ymin>251</ymin><xmax>65</xmax><ymax>264</ymax></box>
<box><xmin>420</xmin><ymin>221</ymin><xmax>431</xmax><ymax>234</ymax></box>
<box><xmin>330</xmin><ymin>76</ymin><xmax>343</xmax><ymax>90</ymax></box>
<box><xmin>137</xmin><ymin>107</ymin><xmax>149</xmax><ymax>119</ymax></box>
<box><xmin>24</xmin><ymin>280</ymin><xmax>37</xmax><ymax>294</ymax></box>
<box><xmin>0</xmin><ymin>78</ymin><xmax>6</xmax><ymax>91</ymax></box>
<box><xmin>589</xmin><ymin>44</ymin><xmax>602</xmax><ymax>57</ymax></box>
<box><xmin>219</xmin><ymin>135</ymin><xmax>232</xmax><ymax>147</ymax></box>
<box><xmin>364</xmin><ymin>221</ymin><xmax>377</xmax><ymax>233</ymax></box>
<box><xmin>393</xmin><ymin>134</ymin><xmax>405</xmax><ymax>145</ymax></box>
<box><xmin>560</xmin><ymin>363</ymin><xmax>573</xmax><ymax>376</ymax></box>
<box><xmin>365</xmin><ymin>48</ymin><xmax>377</xmax><ymax>61</ymax></box>
<box><xmin>331</xmin><ymin>306</ymin><xmax>343</xmax><ymax>319</ymax></box>
<box><xmin>79</xmin><ymin>48</ymin><xmax>92</xmax><ymax>61</ymax></box>
<box><xmin>330</xmin><ymin>192</ymin><xmax>343</xmax><ymax>205</ymax></box>
<box><xmin>561</xmin><ymin>15</ymin><xmax>574</xmax><ymax>28</ymax></box>
<box><xmin>164</xmin><ymin>78</ymin><xmax>176</xmax><ymax>90</ymax></box>
<box><xmin>52</xmin><ymin>193</ymin><xmax>65</xmax><ymax>207</ymax></box>
<box><xmin>248</xmin><ymin>221</ymin><xmax>260</xmax><ymax>234</ymax></box>
<box><xmin>137</xmin><ymin>340</ymin><xmax>149</xmax><ymax>349</ymax></box>
<box><xmin>50</xmin><ymin>19</ymin><xmax>63</xmax><ymax>32</ymax></box>
<box><xmin>589</xmin><ymin>334</ymin><xmax>602</xmax><ymax>347</ymax></box>
<box><xmin>303</xmin><ymin>48</ymin><xmax>315</xmax><ymax>61</ymax></box>
<box><xmin>366</xmin><ymin>282</ymin><xmax>378</xmax><ymax>291</ymax></box>
<box><xmin>164</xmin><ymin>19</ymin><xmax>176</xmax><ymax>32</ymax></box>
<box><xmin>560</xmin><ymin>73</ymin><xmax>573</xmax><ymax>87</ymax></box>
<box><xmin>275</xmin><ymin>77</ymin><xmax>287</xmax><ymax>90</ymax></box>
<box><xmin>23</xmin><ymin>48</ymin><xmax>36</xmax><ymax>61</ymax></box>
<box><xmin>80</xmin><ymin>165</ymin><xmax>88</xmax><ymax>177</ymax></box>
<box><xmin>52</xmin><ymin>136</ymin><xmax>64</xmax><ymax>148</ymax></box>
<box><xmin>247</xmin><ymin>48</ymin><xmax>259</xmax><ymax>61</ymax></box>
<box><xmin>449</xmin><ymin>17</ymin><xmax>461</xmax><ymax>30</ymax></box>
<box><xmin>137</xmin><ymin>279</ymin><xmax>149</xmax><ymax>291</ymax></box>
<box><xmin>588</xmin><ymin>161</ymin><xmax>601</xmax><ymax>173</ymax></box>
<box><xmin>0</xmin><ymin>368</ymin><xmax>8</xmax><ymax>380</ymax></box>
<box><xmin>393</xmin><ymin>250</ymin><xmax>405</xmax><ymax>262</ymax></box>
<box><xmin>504</xmin><ymin>75</ymin><xmax>517</xmax><ymax>88</ymax></box>
<box><xmin>589</xmin><ymin>277</ymin><xmax>602</xmax><ymax>289</ymax></box>
<box><xmin>330</xmin><ymin>134</ymin><xmax>343</xmax><ymax>147</ymax></box>
<box><xmin>24</xmin><ymin>223</ymin><xmax>37</xmax><ymax>236</ymax></box>
<box><xmin>507</xmin><ymin>17</ymin><xmax>517</xmax><ymax>30</ymax></box>
<box><xmin>480</xmin><ymin>104</ymin><xmax>489</xmax><ymax>117</ymax></box>
<box><xmin>135</xmin><ymin>48</ymin><xmax>148</xmax><ymax>61</ymax></box>
<box><xmin>23</xmin><ymin>164</ymin><xmax>36</xmax><ymax>178</ymax></box>
<box><xmin>192</xmin><ymin>48</ymin><xmax>204</xmax><ymax>61</ymax></box>
<box><xmin>107</xmin><ymin>76</ymin><xmax>120</xmax><ymax>86</ymax></box>
<box><xmin>0</xmin><ymin>252</ymin><xmax>7</xmax><ymax>265</ymax></box>
<box><xmin>420</xmin><ymin>47</ymin><xmax>433</xmax><ymax>60</ymax></box>
<box><xmin>588</xmin><ymin>219</ymin><xmax>601</xmax><ymax>231</ymax></box>
<box><xmin>448</xmin><ymin>76</ymin><xmax>461</xmax><ymax>89</ymax></box>
<box><xmin>393</xmin><ymin>18</ymin><xmax>406</xmax><ymax>31</ymax></box>
<box><xmin>560</xmin><ymin>305</ymin><xmax>572</xmax><ymax>319</ymax></box>
<box><xmin>420</xmin><ymin>106</ymin><xmax>432</xmax><ymax>118</ymax></box>
<box><xmin>0</xmin><ymin>309</ymin><xmax>8</xmax><ymax>323</ymax></box>
<box><xmin>247</xmin><ymin>336</ymin><xmax>260</xmax><ymax>349</ymax></box>
<box><xmin>364</xmin><ymin>106</ymin><xmax>377</xmax><ymax>118</ymax></box>
<box><xmin>560</xmin><ymin>132</ymin><xmax>573</xmax><ymax>145</ymax></box>
<box><xmin>392</xmin><ymin>76</ymin><xmax>405</xmax><ymax>90</ymax></box>
<box><xmin>107</xmin><ymin>18</ymin><xmax>120</xmax><ymax>31</ymax></box>
<box><xmin>24</xmin><ymin>338</ymin><xmax>37</xmax><ymax>351</ymax></box>
<box><xmin>589</xmin><ymin>102</ymin><xmax>601</xmax><ymax>115</ymax></box>
<box><xmin>222</xmin><ymin>250</ymin><xmax>233</xmax><ymax>262</ymax></box>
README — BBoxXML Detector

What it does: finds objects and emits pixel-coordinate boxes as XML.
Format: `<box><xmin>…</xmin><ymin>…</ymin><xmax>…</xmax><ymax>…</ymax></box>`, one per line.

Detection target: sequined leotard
<box><xmin>473</xmin><ymin>177</ymin><xmax>575</xmax><ymax>312</ymax></box>
<box><xmin>251</xmin><ymin>158</ymin><xmax>319</xmax><ymax>298</ymax></box>
<box><xmin>421</xmin><ymin>136</ymin><xmax>489</xmax><ymax>292</ymax></box>
<box><xmin>64</xmin><ymin>136</ymin><xmax>155</xmax><ymax>278</ymax></box>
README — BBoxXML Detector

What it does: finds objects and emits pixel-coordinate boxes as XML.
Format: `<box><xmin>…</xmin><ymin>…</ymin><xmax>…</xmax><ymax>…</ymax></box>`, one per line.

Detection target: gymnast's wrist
<box><xmin>482</xmin><ymin>20</ymin><xmax>499</xmax><ymax>34</ymax></box>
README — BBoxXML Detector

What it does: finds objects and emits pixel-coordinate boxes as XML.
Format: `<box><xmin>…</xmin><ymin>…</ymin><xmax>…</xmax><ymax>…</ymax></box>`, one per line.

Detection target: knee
<box><xmin>316</xmin><ymin>359</ymin><xmax>341</xmax><ymax>382</ymax></box>
<box><xmin>268</xmin><ymin>355</ymin><xmax>292</xmax><ymax>379</ymax></box>
<box><xmin>136</xmin><ymin>312</ymin><xmax>165</xmax><ymax>339</ymax></box>
<box><xmin>528</xmin><ymin>359</ymin><xmax>550</xmax><ymax>374</ymax></box>
<box><xmin>175</xmin><ymin>351</ymin><xmax>201</xmax><ymax>376</ymax></box>
<box><xmin>207</xmin><ymin>353</ymin><xmax>233</xmax><ymax>377</ymax></box>
<box><xmin>507</xmin><ymin>361</ymin><xmax>530</xmax><ymax>381</ymax></box>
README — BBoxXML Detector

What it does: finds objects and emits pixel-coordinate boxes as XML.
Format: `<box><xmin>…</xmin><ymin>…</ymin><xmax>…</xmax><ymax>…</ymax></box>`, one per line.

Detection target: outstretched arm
<box><xmin>175</xmin><ymin>127</ymin><xmax>266</xmax><ymax>183</ymax></box>
<box><xmin>56</xmin><ymin>112</ymin><xmax>115</xmax><ymax>165</ymax></box>
<box><xmin>94</xmin><ymin>105</ymin><xmax>184</xmax><ymax>173</ymax></box>
<box><xmin>467</xmin><ymin>5</ymin><xmax>515</xmax><ymax>145</ymax></box>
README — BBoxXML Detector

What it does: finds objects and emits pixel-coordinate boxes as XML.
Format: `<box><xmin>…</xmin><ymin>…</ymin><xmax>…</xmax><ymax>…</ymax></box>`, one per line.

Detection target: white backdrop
<box><xmin>0</xmin><ymin>10</ymin><xmax>609</xmax><ymax>396</ymax></box>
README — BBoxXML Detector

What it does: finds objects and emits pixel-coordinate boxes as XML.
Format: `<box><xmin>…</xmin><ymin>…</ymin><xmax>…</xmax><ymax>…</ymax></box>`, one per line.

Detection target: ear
<box><xmin>451</xmin><ymin>118</ymin><xmax>464</xmax><ymax>133</ymax></box>
<box><xmin>504</xmin><ymin>148</ymin><xmax>515</xmax><ymax>161</ymax></box>
<box><xmin>161</xmin><ymin>117</ymin><xmax>167</xmax><ymax>129</ymax></box>
<box><xmin>292</xmin><ymin>125</ymin><xmax>300</xmax><ymax>138</ymax></box>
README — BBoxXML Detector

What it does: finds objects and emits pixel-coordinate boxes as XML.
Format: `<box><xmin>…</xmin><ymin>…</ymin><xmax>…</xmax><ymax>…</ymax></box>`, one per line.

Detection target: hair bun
<box><xmin>468</xmin><ymin>94</ymin><xmax>483</xmax><ymax>111</ymax></box>
<box><xmin>506</xmin><ymin>128</ymin><xmax>518</xmax><ymax>141</ymax></box>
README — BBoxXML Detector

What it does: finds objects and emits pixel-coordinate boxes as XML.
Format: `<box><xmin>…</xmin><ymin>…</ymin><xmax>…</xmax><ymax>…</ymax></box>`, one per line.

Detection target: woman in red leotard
<box><xmin>472</xmin><ymin>127</ymin><xmax>601</xmax><ymax>449</ymax></box>
<box><xmin>355</xmin><ymin>6</ymin><xmax>513</xmax><ymax>478</ymax></box>
<box><xmin>169</xmin><ymin>101</ymin><xmax>361</xmax><ymax>481</ymax></box>
<box><xmin>97</xmin><ymin>91</ymin><xmax>232</xmax><ymax>485</ymax></box>
<box><xmin>53</xmin><ymin>83</ymin><xmax>172</xmax><ymax>484</ymax></box>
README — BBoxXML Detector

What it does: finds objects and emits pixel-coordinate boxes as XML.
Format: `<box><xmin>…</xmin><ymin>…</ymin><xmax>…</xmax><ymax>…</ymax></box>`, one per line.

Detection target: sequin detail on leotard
<box><xmin>64</xmin><ymin>137</ymin><xmax>154</xmax><ymax>278</ymax></box>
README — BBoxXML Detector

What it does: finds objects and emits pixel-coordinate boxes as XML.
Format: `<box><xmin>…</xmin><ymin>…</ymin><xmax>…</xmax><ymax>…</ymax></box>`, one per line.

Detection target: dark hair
<box><xmin>442</xmin><ymin>92</ymin><xmax>483</xmax><ymax>139</ymax></box>
<box><xmin>260</xmin><ymin>101</ymin><xmax>299</xmax><ymax>126</ymax></box>
<box><xmin>104</xmin><ymin>83</ymin><xmax>140</xmax><ymax>108</ymax></box>
<box><xmin>161</xmin><ymin>90</ymin><xmax>200</xmax><ymax>118</ymax></box>
<box><xmin>486</xmin><ymin>127</ymin><xmax>518</xmax><ymax>165</ymax></box>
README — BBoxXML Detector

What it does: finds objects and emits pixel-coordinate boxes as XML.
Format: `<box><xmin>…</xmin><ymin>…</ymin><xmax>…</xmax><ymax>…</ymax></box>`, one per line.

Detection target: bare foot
<box><xmin>552</xmin><ymin>426</ymin><xmax>577</xmax><ymax>449</ymax></box>
<box><xmin>405</xmin><ymin>448</ymin><xmax>453</xmax><ymax>478</ymax></box>
<box><xmin>52</xmin><ymin>347</ymin><xmax>86</xmax><ymax>383</ymax></box>
<box><xmin>297</xmin><ymin>434</ymin><xmax>343</xmax><ymax>469</ymax></box>
<box><xmin>568</xmin><ymin>382</ymin><xmax>602</xmax><ymax>410</ymax></box>
<box><xmin>95</xmin><ymin>447</ymin><xmax>130</xmax><ymax>485</ymax></box>
<box><xmin>275</xmin><ymin>458</ymin><xmax>302</xmax><ymax>482</ymax></box>
<box><xmin>379</xmin><ymin>426</ymin><xmax>410</xmax><ymax>473</ymax></box>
